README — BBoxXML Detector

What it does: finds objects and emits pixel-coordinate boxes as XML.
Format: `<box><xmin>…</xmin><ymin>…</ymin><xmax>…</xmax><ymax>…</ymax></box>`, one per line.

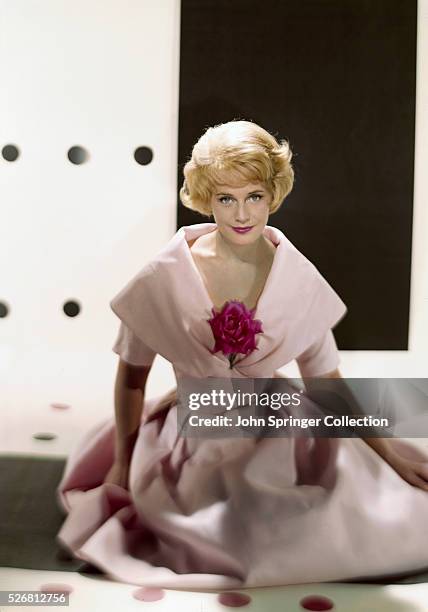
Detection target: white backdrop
<box><xmin>0</xmin><ymin>0</ymin><xmax>427</xmax><ymax>456</ymax></box>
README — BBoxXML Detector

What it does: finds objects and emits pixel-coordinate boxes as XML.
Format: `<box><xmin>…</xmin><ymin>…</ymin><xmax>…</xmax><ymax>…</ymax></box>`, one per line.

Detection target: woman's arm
<box><xmin>113</xmin><ymin>359</ymin><xmax>151</xmax><ymax>463</ymax></box>
<box><xmin>311</xmin><ymin>368</ymin><xmax>428</xmax><ymax>491</ymax></box>
<box><xmin>104</xmin><ymin>359</ymin><xmax>151</xmax><ymax>488</ymax></box>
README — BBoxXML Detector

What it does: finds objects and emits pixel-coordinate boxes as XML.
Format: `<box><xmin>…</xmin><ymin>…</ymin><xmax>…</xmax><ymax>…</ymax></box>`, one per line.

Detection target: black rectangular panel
<box><xmin>178</xmin><ymin>0</ymin><xmax>417</xmax><ymax>350</ymax></box>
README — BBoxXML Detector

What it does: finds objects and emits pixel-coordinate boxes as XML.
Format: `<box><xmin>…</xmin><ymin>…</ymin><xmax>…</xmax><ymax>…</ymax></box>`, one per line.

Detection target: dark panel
<box><xmin>177</xmin><ymin>0</ymin><xmax>417</xmax><ymax>350</ymax></box>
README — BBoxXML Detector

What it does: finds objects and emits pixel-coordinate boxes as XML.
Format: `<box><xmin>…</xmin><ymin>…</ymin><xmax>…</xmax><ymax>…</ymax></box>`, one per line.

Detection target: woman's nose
<box><xmin>235</xmin><ymin>203</ymin><xmax>250</xmax><ymax>222</ymax></box>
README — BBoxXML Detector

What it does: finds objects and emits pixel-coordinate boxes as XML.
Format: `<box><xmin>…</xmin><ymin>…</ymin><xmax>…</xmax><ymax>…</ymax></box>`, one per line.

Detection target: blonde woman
<box><xmin>57</xmin><ymin>120</ymin><xmax>428</xmax><ymax>589</ymax></box>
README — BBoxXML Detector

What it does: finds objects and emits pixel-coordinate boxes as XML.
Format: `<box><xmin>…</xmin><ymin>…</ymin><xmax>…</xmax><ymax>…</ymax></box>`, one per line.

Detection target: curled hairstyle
<box><xmin>179</xmin><ymin>120</ymin><xmax>294</xmax><ymax>217</ymax></box>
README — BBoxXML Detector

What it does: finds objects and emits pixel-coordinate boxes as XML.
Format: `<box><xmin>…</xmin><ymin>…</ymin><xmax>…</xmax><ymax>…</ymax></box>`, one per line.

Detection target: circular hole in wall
<box><xmin>2</xmin><ymin>144</ymin><xmax>20</xmax><ymax>162</ymax></box>
<box><xmin>134</xmin><ymin>146</ymin><xmax>153</xmax><ymax>165</ymax></box>
<box><xmin>63</xmin><ymin>300</ymin><xmax>81</xmax><ymax>317</ymax></box>
<box><xmin>0</xmin><ymin>302</ymin><xmax>9</xmax><ymax>318</ymax></box>
<box><xmin>67</xmin><ymin>146</ymin><xmax>89</xmax><ymax>164</ymax></box>
<box><xmin>33</xmin><ymin>432</ymin><xmax>57</xmax><ymax>440</ymax></box>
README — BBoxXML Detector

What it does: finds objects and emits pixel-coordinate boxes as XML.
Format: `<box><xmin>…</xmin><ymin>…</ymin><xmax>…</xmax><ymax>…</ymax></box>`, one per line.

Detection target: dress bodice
<box><xmin>110</xmin><ymin>223</ymin><xmax>347</xmax><ymax>379</ymax></box>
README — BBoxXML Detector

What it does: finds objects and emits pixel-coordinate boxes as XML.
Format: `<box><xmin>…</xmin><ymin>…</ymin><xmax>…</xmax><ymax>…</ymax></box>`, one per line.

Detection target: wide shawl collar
<box><xmin>110</xmin><ymin>223</ymin><xmax>347</xmax><ymax>378</ymax></box>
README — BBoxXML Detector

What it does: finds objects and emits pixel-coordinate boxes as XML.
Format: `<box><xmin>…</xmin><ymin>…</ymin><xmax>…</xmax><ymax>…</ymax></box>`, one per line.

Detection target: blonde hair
<box><xmin>179</xmin><ymin>119</ymin><xmax>294</xmax><ymax>217</ymax></box>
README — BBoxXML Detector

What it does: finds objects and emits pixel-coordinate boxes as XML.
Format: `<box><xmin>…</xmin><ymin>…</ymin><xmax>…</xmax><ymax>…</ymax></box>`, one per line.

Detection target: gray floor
<box><xmin>0</xmin><ymin>455</ymin><xmax>104</xmax><ymax>576</ymax></box>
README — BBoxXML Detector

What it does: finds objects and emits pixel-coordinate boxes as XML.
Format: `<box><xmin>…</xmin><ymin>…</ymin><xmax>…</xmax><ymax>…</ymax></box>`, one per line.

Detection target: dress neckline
<box><xmin>181</xmin><ymin>224</ymin><xmax>280</xmax><ymax>316</ymax></box>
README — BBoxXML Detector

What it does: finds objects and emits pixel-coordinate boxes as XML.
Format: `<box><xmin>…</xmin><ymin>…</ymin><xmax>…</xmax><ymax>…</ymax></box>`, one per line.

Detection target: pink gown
<box><xmin>56</xmin><ymin>223</ymin><xmax>428</xmax><ymax>589</ymax></box>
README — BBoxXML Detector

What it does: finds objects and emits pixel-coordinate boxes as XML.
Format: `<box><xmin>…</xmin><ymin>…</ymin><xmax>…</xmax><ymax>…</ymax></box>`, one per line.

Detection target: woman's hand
<box><xmin>385</xmin><ymin>454</ymin><xmax>428</xmax><ymax>492</ymax></box>
<box><xmin>103</xmin><ymin>459</ymin><xmax>131</xmax><ymax>489</ymax></box>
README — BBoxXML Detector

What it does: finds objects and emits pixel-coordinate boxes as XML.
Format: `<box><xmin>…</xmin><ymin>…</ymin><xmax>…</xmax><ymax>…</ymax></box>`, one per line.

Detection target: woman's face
<box><xmin>209</xmin><ymin>181</ymin><xmax>272</xmax><ymax>245</ymax></box>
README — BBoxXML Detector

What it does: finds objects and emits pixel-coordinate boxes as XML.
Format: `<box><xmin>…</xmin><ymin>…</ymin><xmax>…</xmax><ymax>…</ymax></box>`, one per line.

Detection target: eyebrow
<box><xmin>215</xmin><ymin>190</ymin><xmax>265</xmax><ymax>196</ymax></box>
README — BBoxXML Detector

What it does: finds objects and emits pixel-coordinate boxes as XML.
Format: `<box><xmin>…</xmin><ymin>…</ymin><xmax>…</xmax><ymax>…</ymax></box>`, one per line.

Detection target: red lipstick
<box><xmin>232</xmin><ymin>226</ymin><xmax>254</xmax><ymax>234</ymax></box>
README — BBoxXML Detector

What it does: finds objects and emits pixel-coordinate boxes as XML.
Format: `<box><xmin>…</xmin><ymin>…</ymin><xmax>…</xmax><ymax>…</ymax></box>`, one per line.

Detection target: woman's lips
<box><xmin>232</xmin><ymin>226</ymin><xmax>254</xmax><ymax>234</ymax></box>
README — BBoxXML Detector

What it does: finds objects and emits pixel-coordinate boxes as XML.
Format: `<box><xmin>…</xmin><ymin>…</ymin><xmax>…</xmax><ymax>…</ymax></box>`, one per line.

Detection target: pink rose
<box><xmin>207</xmin><ymin>300</ymin><xmax>263</xmax><ymax>369</ymax></box>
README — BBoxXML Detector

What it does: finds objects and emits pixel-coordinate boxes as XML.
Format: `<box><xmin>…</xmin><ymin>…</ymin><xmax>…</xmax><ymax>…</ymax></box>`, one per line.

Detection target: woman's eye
<box><xmin>218</xmin><ymin>194</ymin><xmax>262</xmax><ymax>205</ymax></box>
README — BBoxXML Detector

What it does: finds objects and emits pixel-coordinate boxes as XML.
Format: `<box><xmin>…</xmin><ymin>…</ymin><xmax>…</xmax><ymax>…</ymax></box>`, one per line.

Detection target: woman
<box><xmin>56</xmin><ymin>120</ymin><xmax>428</xmax><ymax>588</ymax></box>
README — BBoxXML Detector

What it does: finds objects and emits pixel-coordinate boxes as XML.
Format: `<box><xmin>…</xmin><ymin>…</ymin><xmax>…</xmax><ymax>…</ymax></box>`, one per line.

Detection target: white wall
<box><xmin>0</xmin><ymin>1</ymin><xmax>426</xmax><ymax>455</ymax></box>
<box><xmin>0</xmin><ymin>0</ymin><xmax>181</xmax><ymax>453</ymax></box>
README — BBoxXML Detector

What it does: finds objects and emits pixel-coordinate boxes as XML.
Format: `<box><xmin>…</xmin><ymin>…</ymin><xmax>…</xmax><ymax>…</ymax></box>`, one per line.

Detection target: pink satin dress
<box><xmin>56</xmin><ymin>223</ymin><xmax>428</xmax><ymax>588</ymax></box>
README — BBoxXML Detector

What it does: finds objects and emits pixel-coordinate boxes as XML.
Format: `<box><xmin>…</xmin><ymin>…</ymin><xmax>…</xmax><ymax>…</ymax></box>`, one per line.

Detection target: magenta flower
<box><xmin>207</xmin><ymin>300</ymin><xmax>263</xmax><ymax>369</ymax></box>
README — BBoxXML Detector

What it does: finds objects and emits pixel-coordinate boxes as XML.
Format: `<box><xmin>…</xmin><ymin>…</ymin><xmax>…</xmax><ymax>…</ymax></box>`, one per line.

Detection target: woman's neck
<box><xmin>210</xmin><ymin>228</ymin><xmax>272</xmax><ymax>265</ymax></box>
